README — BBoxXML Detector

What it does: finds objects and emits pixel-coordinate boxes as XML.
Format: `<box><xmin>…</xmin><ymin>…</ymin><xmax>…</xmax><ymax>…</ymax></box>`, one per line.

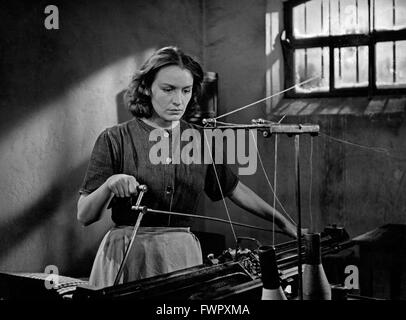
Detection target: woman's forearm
<box><xmin>77</xmin><ymin>182</ymin><xmax>114</xmax><ymax>226</ymax></box>
<box><xmin>77</xmin><ymin>174</ymin><xmax>140</xmax><ymax>226</ymax></box>
<box><xmin>229</xmin><ymin>181</ymin><xmax>297</xmax><ymax>238</ymax></box>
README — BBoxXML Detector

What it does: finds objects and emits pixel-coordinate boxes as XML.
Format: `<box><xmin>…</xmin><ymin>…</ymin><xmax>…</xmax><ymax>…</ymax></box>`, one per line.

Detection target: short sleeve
<box><xmin>204</xmin><ymin>163</ymin><xmax>239</xmax><ymax>201</ymax></box>
<box><xmin>79</xmin><ymin>129</ymin><xmax>120</xmax><ymax>195</ymax></box>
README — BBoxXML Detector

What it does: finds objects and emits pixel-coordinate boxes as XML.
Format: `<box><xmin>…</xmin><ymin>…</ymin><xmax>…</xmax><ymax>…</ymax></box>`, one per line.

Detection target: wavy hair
<box><xmin>126</xmin><ymin>46</ymin><xmax>204</xmax><ymax>118</ymax></box>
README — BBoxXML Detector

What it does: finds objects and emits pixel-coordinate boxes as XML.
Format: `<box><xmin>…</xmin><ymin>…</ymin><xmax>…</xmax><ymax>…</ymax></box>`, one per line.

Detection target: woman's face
<box><xmin>149</xmin><ymin>65</ymin><xmax>194</xmax><ymax>127</ymax></box>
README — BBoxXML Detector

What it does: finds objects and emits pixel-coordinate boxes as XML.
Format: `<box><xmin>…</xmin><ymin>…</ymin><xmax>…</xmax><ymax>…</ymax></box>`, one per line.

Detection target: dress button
<box><xmin>166</xmin><ymin>157</ymin><xmax>172</xmax><ymax>164</ymax></box>
<box><xmin>163</xmin><ymin>131</ymin><xmax>169</xmax><ymax>138</ymax></box>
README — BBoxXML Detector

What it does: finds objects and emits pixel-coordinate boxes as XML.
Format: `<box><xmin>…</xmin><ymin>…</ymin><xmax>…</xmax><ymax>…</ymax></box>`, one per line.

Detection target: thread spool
<box><xmin>258</xmin><ymin>245</ymin><xmax>287</xmax><ymax>300</ymax></box>
<box><xmin>303</xmin><ymin>233</ymin><xmax>332</xmax><ymax>300</ymax></box>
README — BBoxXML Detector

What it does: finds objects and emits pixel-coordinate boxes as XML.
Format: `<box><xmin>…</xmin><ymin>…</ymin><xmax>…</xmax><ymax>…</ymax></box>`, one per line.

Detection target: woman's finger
<box><xmin>116</xmin><ymin>182</ymin><xmax>125</xmax><ymax>198</ymax></box>
<box><xmin>128</xmin><ymin>178</ymin><xmax>139</xmax><ymax>195</ymax></box>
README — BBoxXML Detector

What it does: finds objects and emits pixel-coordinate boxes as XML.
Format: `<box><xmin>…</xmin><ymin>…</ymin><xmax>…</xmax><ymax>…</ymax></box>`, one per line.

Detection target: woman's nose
<box><xmin>172</xmin><ymin>91</ymin><xmax>182</xmax><ymax>105</ymax></box>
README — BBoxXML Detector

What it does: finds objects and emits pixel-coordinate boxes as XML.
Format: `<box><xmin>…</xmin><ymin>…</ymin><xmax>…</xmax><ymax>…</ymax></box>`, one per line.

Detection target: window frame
<box><xmin>283</xmin><ymin>0</ymin><xmax>406</xmax><ymax>98</ymax></box>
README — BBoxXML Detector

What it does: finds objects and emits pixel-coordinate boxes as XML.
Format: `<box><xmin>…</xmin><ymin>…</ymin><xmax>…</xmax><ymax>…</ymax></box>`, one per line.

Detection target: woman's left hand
<box><xmin>280</xmin><ymin>222</ymin><xmax>308</xmax><ymax>239</ymax></box>
<box><xmin>281</xmin><ymin>221</ymin><xmax>298</xmax><ymax>239</ymax></box>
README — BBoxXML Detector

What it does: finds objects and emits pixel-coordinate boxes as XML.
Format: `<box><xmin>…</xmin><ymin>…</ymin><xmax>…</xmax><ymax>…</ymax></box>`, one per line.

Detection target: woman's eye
<box><xmin>183</xmin><ymin>89</ymin><xmax>192</xmax><ymax>94</ymax></box>
<box><xmin>162</xmin><ymin>88</ymin><xmax>173</xmax><ymax>92</ymax></box>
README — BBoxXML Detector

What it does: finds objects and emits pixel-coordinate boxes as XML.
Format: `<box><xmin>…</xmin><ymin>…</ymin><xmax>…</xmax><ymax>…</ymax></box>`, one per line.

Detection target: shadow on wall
<box><xmin>0</xmin><ymin>182</ymin><xmax>63</xmax><ymax>259</ymax></box>
<box><xmin>0</xmin><ymin>0</ymin><xmax>200</xmax><ymax>139</ymax></box>
<box><xmin>0</xmin><ymin>161</ymin><xmax>103</xmax><ymax>276</ymax></box>
<box><xmin>0</xmin><ymin>0</ymin><xmax>118</xmax><ymax>137</ymax></box>
<box><xmin>0</xmin><ymin>181</ymin><xmax>59</xmax><ymax>255</ymax></box>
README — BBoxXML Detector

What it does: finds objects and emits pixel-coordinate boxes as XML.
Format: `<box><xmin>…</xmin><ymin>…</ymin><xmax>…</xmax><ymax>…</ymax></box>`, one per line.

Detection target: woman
<box><xmin>77</xmin><ymin>46</ymin><xmax>298</xmax><ymax>289</ymax></box>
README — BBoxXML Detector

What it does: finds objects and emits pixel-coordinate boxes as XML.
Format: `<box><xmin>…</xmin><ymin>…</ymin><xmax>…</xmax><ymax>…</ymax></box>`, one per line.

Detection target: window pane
<box><xmin>294</xmin><ymin>47</ymin><xmax>329</xmax><ymax>92</ymax></box>
<box><xmin>374</xmin><ymin>0</ymin><xmax>406</xmax><ymax>30</ymax></box>
<box><xmin>376</xmin><ymin>40</ymin><xmax>406</xmax><ymax>88</ymax></box>
<box><xmin>396</xmin><ymin>41</ymin><xmax>406</xmax><ymax>85</ymax></box>
<box><xmin>293</xmin><ymin>3</ymin><xmax>306</xmax><ymax>37</ymax></box>
<box><xmin>293</xmin><ymin>0</ymin><xmax>329</xmax><ymax>38</ymax></box>
<box><xmin>376</xmin><ymin>42</ymin><xmax>393</xmax><ymax>86</ymax></box>
<box><xmin>395</xmin><ymin>0</ymin><xmax>406</xmax><ymax>30</ymax></box>
<box><xmin>331</xmin><ymin>0</ymin><xmax>369</xmax><ymax>35</ymax></box>
<box><xmin>374</xmin><ymin>0</ymin><xmax>394</xmax><ymax>30</ymax></box>
<box><xmin>306</xmin><ymin>0</ymin><xmax>325</xmax><ymax>37</ymax></box>
<box><xmin>358</xmin><ymin>0</ymin><xmax>370</xmax><ymax>33</ymax></box>
<box><xmin>334</xmin><ymin>46</ymin><xmax>369</xmax><ymax>88</ymax></box>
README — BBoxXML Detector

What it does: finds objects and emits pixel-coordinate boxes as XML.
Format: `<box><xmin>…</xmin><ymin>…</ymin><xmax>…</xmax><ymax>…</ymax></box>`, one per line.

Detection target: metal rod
<box><xmin>304</xmin><ymin>1</ymin><xmax>307</xmax><ymax>35</ymax></box>
<box><xmin>321</xmin><ymin>0</ymin><xmax>324</xmax><ymax>33</ymax></box>
<box><xmin>356</xmin><ymin>46</ymin><xmax>359</xmax><ymax>83</ymax></box>
<box><xmin>113</xmin><ymin>186</ymin><xmax>147</xmax><ymax>286</ymax></box>
<box><xmin>131</xmin><ymin>206</ymin><xmax>288</xmax><ymax>235</ymax></box>
<box><xmin>321</xmin><ymin>48</ymin><xmax>325</xmax><ymax>80</ymax></box>
<box><xmin>305</xmin><ymin>48</ymin><xmax>308</xmax><ymax>80</ymax></box>
<box><xmin>393</xmin><ymin>41</ymin><xmax>396</xmax><ymax>83</ymax></box>
<box><xmin>203</xmin><ymin>123</ymin><xmax>320</xmax><ymax>135</ymax></box>
<box><xmin>373</xmin><ymin>0</ymin><xmax>376</xmax><ymax>31</ymax></box>
<box><xmin>329</xmin><ymin>0</ymin><xmax>331</xmax><ymax>35</ymax></box>
<box><xmin>294</xmin><ymin>135</ymin><xmax>303</xmax><ymax>300</ymax></box>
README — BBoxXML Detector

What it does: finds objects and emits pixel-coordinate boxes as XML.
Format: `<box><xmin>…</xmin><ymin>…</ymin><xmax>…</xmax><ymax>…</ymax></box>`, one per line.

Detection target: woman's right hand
<box><xmin>106</xmin><ymin>174</ymin><xmax>139</xmax><ymax>198</ymax></box>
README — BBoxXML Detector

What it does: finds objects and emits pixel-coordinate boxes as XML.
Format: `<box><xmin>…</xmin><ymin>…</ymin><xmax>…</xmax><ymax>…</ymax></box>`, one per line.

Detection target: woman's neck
<box><xmin>141</xmin><ymin>116</ymin><xmax>180</xmax><ymax>130</ymax></box>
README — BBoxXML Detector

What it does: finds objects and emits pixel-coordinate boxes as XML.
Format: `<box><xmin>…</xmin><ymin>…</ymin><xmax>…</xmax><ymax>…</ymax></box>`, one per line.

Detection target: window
<box><xmin>283</xmin><ymin>0</ymin><xmax>406</xmax><ymax>97</ymax></box>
